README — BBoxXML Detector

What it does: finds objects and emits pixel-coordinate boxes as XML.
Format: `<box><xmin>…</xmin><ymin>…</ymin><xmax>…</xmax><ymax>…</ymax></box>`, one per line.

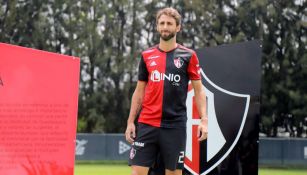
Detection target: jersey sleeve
<box><xmin>138</xmin><ymin>55</ymin><xmax>149</xmax><ymax>81</ymax></box>
<box><xmin>187</xmin><ymin>52</ymin><xmax>201</xmax><ymax>80</ymax></box>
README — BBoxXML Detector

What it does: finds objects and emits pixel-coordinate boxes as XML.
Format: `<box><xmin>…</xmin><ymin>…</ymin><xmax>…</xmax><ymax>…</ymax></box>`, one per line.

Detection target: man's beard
<box><xmin>159</xmin><ymin>31</ymin><xmax>176</xmax><ymax>41</ymax></box>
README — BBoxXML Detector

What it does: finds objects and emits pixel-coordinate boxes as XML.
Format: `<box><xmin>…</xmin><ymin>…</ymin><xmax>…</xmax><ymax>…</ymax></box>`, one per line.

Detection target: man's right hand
<box><xmin>125</xmin><ymin>122</ymin><xmax>136</xmax><ymax>144</ymax></box>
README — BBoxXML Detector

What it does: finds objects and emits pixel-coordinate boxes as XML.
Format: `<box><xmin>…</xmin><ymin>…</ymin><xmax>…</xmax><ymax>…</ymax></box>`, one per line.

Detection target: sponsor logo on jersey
<box><xmin>150</xmin><ymin>61</ymin><xmax>157</xmax><ymax>67</ymax></box>
<box><xmin>174</xmin><ymin>57</ymin><xmax>184</xmax><ymax>68</ymax></box>
<box><xmin>133</xmin><ymin>142</ymin><xmax>145</xmax><ymax>147</ymax></box>
<box><xmin>148</xmin><ymin>55</ymin><xmax>160</xmax><ymax>60</ymax></box>
<box><xmin>150</xmin><ymin>70</ymin><xmax>181</xmax><ymax>83</ymax></box>
<box><xmin>185</xmin><ymin>69</ymin><xmax>250</xmax><ymax>175</ymax></box>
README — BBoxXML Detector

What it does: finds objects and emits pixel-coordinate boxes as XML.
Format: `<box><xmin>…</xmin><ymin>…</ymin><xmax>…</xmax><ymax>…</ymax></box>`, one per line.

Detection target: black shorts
<box><xmin>128</xmin><ymin>123</ymin><xmax>186</xmax><ymax>171</ymax></box>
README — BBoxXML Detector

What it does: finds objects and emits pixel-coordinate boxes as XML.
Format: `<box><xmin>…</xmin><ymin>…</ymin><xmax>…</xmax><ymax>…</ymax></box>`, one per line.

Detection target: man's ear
<box><xmin>176</xmin><ymin>24</ymin><xmax>181</xmax><ymax>32</ymax></box>
<box><xmin>156</xmin><ymin>23</ymin><xmax>159</xmax><ymax>32</ymax></box>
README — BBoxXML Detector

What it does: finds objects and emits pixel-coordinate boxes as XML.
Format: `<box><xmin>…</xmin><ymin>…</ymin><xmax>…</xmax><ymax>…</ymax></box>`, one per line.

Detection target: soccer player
<box><xmin>125</xmin><ymin>7</ymin><xmax>208</xmax><ymax>175</ymax></box>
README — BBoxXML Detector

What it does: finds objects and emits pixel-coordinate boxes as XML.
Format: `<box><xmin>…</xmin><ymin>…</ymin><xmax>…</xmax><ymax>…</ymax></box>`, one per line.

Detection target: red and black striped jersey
<box><xmin>137</xmin><ymin>44</ymin><xmax>201</xmax><ymax>128</ymax></box>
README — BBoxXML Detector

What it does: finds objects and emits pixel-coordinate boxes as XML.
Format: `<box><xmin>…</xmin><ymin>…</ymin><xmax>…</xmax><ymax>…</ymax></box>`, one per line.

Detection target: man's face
<box><xmin>157</xmin><ymin>14</ymin><xmax>180</xmax><ymax>41</ymax></box>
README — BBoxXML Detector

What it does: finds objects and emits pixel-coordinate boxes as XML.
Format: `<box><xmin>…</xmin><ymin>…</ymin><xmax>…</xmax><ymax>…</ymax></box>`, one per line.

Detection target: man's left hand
<box><xmin>197</xmin><ymin>118</ymin><xmax>208</xmax><ymax>141</ymax></box>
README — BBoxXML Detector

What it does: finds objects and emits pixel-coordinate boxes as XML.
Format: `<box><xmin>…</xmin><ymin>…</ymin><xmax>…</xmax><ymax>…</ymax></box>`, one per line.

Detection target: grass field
<box><xmin>74</xmin><ymin>164</ymin><xmax>307</xmax><ymax>175</ymax></box>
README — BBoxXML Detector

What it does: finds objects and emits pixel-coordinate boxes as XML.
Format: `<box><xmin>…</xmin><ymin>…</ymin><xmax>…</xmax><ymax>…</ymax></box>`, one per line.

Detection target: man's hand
<box><xmin>125</xmin><ymin>122</ymin><xmax>136</xmax><ymax>144</ymax></box>
<box><xmin>197</xmin><ymin>118</ymin><xmax>208</xmax><ymax>141</ymax></box>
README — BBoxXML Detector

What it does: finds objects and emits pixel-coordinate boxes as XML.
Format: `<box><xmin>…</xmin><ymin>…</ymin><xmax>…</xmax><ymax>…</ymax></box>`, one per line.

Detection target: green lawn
<box><xmin>74</xmin><ymin>164</ymin><xmax>129</xmax><ymax>175</ymax></box>
<box><xmin>259</xmin><ymin>168</ymin><xmax>307</xmax><ymax>175</ymax></box>
<box><xmin>74</xmin><ymin>164</ymin><xmax>307</xmax><ymax>175</ymax></box>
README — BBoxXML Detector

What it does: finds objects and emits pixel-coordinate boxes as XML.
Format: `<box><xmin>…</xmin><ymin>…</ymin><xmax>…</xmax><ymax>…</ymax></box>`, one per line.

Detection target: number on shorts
<box><xmin>178</xmin><ymin>151</ymin><xmax>184</xmax><ymax>163</ymax></box>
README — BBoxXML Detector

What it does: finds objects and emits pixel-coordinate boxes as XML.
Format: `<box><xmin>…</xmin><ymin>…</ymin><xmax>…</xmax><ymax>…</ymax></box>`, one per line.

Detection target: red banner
<box><xmin>0</xmin><ymin>43</ymin><xmax>80</xmax><ymax>175</ymax></box>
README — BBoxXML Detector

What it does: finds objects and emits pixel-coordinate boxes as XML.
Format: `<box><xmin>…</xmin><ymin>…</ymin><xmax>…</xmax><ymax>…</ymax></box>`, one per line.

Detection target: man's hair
<box><xmin>156</xmin><ymin>7</ymin><xmax>181</xmax><ymax>26</ymax></box>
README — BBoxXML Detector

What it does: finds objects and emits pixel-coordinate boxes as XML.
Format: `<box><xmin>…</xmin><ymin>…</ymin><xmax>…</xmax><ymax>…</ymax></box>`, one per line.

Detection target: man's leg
<box><xmin>159</xmin><ymin>127</ymin><xmax>186</xmax><ymax>175</ymax></box>
<box><xmin>148</xmin><ymin>152</ymin><xmax>165</xmax><ymax>175</ymax></box>
<box><xmin>131</xmin><ymin>165</ymin><xmax>149</xmax><ymax>175</ymax></box>
<box><xmin>129</xmin><ymin>123</ymin><xmax>159</xmax><ymax>175</ymax></box>
<box><xmin>165</xmin><ymin>169</ymin><xmax>182</xmax><ymax>175</ymax></box>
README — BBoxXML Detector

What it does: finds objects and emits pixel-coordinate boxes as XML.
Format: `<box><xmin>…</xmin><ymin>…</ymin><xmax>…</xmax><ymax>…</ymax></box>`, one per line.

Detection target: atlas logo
<box><xmin>130</xmin><ymin>148</ymin><xmax>136</xmax><ymax>159</ymax></box>
<box><xmin>184</xmin><ymin>69</ymin><xmax>250</xmax><ymax>175</ymax></box>
<box><xmin>174</xmin><ymin>57</ymin><xmax>184</xmax><ymax>68</ymax></box>
<box><xmin>150</xmin><ymin>70</ymin><xmax>181</xmax><ymax>83</ymax></box>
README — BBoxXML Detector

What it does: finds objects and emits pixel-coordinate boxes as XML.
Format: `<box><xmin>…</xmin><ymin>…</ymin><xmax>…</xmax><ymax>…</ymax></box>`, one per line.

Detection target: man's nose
<box><xmin>162</xmin><ymin>23</ymin><xmax>168</xmax><ymax>29</ymax></box>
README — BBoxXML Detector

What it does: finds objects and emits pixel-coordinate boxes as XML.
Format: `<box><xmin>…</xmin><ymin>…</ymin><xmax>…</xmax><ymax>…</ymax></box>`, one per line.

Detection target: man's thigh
<box><xmin>159</xmin><ymin>127</ymin><xmax>186</xmax><ymax>171</ymax></box>
<box><xmin>129</xmin><ymin>123</ymin><xmax>159</xmax><ymax>168</ymax></box>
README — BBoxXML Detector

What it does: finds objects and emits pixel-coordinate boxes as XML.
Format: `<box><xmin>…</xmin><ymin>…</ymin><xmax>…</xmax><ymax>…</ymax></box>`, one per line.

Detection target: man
<box><xmin>125</xmin><ymin>7</ymin><xmax>208</xmax><ymax>175</ymax></box>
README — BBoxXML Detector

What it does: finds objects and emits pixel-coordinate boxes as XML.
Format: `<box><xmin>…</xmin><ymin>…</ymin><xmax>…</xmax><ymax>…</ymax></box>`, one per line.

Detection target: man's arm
<box><xmin>125</xmin><ymin>81</ymin><xmax>147</xmax><ymax>143</ymax></box>
<box><xmin>191</xmin><ymin>80</ymin><xmax>208</xmax><ymax>141</ymax></box>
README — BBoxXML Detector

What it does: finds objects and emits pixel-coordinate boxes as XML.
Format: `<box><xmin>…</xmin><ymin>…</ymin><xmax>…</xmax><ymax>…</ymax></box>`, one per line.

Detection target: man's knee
<box><xmin>131</xmin><ymin>165</ymin><xmax>149</xmax><ymax>175</ymax></box>
<box><xmin>165</xmin><ymin>169</ymin><xmax>182</xmax><ymax>175</ymax></box>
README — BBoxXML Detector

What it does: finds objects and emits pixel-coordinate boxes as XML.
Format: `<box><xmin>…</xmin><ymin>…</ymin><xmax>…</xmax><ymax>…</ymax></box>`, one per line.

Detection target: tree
<box><xmin>1</xmin><ymin>0</ymin><xmax>306</xmax><ymax>135</ymax></box>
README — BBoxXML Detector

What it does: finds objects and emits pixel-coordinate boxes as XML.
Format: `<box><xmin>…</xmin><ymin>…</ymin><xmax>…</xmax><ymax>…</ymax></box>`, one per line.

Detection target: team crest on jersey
<box><xmin>174</xmin><ymin>57</ymin><xmax>184</xmax><ymax>68</ymax></box>
<box><xmin>184</xmin><ymin>69</ymin><xmax>250</xmax><ymax>175</ymax></box>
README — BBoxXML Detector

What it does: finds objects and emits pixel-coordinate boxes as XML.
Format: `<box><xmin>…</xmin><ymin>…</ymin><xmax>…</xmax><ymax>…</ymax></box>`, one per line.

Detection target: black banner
<box><xmin>149</xmin><ymin>40</ymin><xmax>261</xmax><ymax>175</ymax></box>
<box><xmin>184</xmin><ymin>40</ymin><xmax>261</xmax><ymax>175</ymax></box>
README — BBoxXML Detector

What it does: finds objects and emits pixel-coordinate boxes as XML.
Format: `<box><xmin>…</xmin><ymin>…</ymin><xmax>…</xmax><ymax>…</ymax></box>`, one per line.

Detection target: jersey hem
<box><xmin>138</xmin><ymin>120</ymin><xmax>160</xmax><ymax>128</ymax></box>
<box><xmin>190</xmin><ymin>78</ymin><xmax>201</xmax><ymax>80</ymax></box>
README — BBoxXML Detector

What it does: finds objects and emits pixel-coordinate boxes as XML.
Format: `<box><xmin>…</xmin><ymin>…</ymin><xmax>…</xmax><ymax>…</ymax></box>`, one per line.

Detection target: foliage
<box><xmin>0</xmin><ymin>0</ymin><xmax>306</xmax><ymax>135</ymax></box>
